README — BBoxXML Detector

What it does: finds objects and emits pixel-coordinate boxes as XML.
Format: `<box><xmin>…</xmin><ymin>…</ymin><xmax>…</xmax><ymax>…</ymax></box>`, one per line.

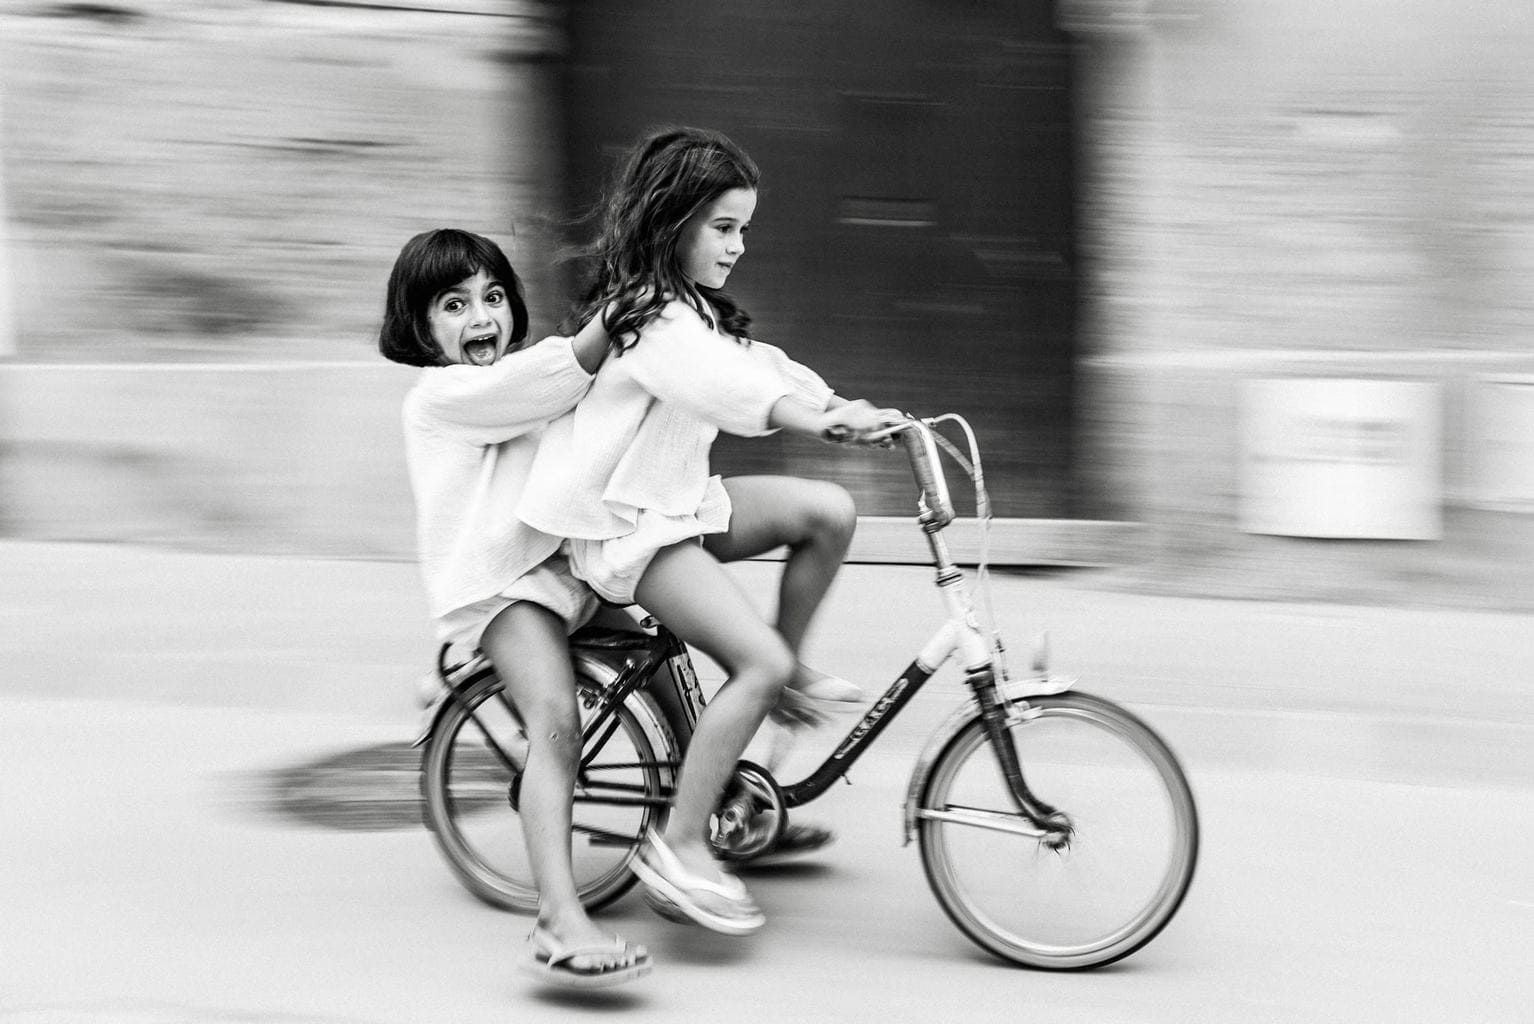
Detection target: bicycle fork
<box><xmin>966</xmin><ymin>665</ymin><xmax>1074</xmax><ymax>849</ymax></box>
<box><xmin>901</xmin><ymin>569</ymin><xmax>1075</xmax><ymax>848</ymax></box>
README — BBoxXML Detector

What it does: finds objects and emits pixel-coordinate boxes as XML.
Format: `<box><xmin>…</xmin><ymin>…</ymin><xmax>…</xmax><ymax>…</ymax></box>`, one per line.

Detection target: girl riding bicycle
<box><xmin>379</xmin><ymin>228</ymin><xmax>650</xmax><ymax>987</ymax></box>
<box><xmin>518</xmin><ymin>126</ymin><xmax>901</xmax><ymax>935</ymax></box>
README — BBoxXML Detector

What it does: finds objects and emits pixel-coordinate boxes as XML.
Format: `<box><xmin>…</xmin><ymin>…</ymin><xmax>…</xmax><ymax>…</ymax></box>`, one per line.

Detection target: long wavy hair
<box><xmin>572</xmin><ymin>126</ymin><xmax>760</xmax><ymax>352</ymax></box>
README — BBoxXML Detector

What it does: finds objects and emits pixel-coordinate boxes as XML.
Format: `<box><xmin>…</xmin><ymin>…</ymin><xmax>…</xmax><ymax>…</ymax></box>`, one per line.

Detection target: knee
<box><xmin>520</xmin><ymin>702</ymin><xmax>582</xmax><ymax>763</ymax></box>
<box><xmin>744</xmin><ymin>640</ymin><xmax>798</xmax><ymax>698</ymax></box>
<box><xmin>766</xmin><ymin>641</ymin><xmax>798</xmax><ymax>687</ymax></box>
<box><xmin>804</xmin><ymin>482</ymin><xmax>857</xmax><ymax>544</ymax></box>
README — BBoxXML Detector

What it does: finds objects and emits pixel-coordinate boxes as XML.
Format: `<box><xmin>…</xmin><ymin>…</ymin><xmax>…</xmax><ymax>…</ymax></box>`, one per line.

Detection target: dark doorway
<box><xmin>557</xmin><ymin>2</ymin><xmax>1080</xmax><ymax>517</ymax></box>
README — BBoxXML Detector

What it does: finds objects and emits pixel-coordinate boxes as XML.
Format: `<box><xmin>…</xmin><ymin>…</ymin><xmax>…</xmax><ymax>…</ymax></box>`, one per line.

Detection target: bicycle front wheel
<box><xmin>421</xmin><ymin>672</ymin><xmax>675</xmax><ymax>914</ymax></box>
<box><xmin>917</xmin><ymin>691</ymin><xmax>1198</xmax><ymax>969</ymax></box>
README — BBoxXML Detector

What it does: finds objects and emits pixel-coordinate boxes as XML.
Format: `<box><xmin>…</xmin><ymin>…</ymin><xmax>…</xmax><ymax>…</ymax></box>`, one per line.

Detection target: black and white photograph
<box><xmin>1</xmin><ymin>2</ymin><xmax>1530</xmax><ymax>1021</ymax></box>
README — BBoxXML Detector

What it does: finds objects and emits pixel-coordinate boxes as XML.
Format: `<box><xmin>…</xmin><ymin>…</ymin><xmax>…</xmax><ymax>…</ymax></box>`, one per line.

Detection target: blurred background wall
<box><xmin>1066</xmin><ymin>0</ymin><xmax>1534</xmax><ymax>605</ymax></box>
<box><xmin>557</xmin><ymin>1</ymin><xmax>1080</xmax><ymax>522</ymax></box>
<box><xmin>0</xmin><ymin>0</ymin><xmax>1530</xmax><ymax>607</ymax></box>
<box><xmin>0</xmin><ymin>0</ymin><xmax>568</xmax><ymax>557</ymax></box>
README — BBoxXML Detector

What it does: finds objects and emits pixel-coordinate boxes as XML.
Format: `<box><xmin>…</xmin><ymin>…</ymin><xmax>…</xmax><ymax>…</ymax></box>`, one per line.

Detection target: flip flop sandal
<box><xmin>795</xmin><ymin>673</ymin><xmax>864</xmax><ymax>704</ymax></box>
<box><xmin>520</xmin><ymin>924</ymin><xmax>652</xmax><ymax>988</ymax></box>
<box><xmin>771</xmin><ymin>676</ymin><xmax>864</xmax><ymax>732</ymax></box>
<box><xmin>642</xmin><ymin>887</ymin><xmax>697</xmax><ymax>925</ymax></box>
<box><xmin>632</xmin><ymin>830</ymin><xmax>765</xmax><ymax>936</ymax></box>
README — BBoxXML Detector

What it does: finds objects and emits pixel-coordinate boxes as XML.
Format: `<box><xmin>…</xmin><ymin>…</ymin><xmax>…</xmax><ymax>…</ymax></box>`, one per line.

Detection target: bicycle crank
<box><xmin>709</xmin><ymin>760</ymin><xmax>786</xmax><ymax>861</ymax></box>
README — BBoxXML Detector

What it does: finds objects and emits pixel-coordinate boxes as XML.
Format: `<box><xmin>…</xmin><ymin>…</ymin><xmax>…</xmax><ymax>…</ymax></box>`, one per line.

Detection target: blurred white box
<box><xmin>1468</xmin><ymin>375</ymin><xmax>1534</xmax><ymax>510</ymax></box>
<box><xmin>1240</xmin><ymin>378</ymin><xmax>1442</xmax><ymax>539</ymax></box>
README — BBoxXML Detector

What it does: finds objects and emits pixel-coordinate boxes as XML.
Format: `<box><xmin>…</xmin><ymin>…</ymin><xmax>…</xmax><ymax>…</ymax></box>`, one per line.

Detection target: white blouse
<box><xmin>402</xmin><ymin>336</ymin><xmax>593</xmax><ymax>623</ymax></box>
<box><xmin>517</xmin><ymin>300</ymin><xmax>833</xmax><ymax>541</ymax></box>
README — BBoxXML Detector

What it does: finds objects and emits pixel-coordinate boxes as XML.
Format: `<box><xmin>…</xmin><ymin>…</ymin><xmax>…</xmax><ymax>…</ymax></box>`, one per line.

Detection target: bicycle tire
<box><xmin>420</xmin><ymin>670</ymin><xmax>676</xmax><ymax>913</ymax></box>
<box><xmin>917</xmin><ymin>691</ymin><xmax>1198</xmax><ymax>969</ymax></box>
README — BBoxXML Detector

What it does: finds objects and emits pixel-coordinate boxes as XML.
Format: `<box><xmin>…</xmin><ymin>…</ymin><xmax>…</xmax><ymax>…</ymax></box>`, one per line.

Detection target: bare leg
<box><xmin>634</xmin><ymin>541</ymin><xmax>795</xmax><ymax>882</ymax></box>
<box><xmin>705</xmin><ymin>476</ymin><xmax>856</xmax><ymax>688</ymax></box>
<box><xmin>480</xmin><ymin>602</ymin><xmax>640</xmax><ymax>971</ymax></box>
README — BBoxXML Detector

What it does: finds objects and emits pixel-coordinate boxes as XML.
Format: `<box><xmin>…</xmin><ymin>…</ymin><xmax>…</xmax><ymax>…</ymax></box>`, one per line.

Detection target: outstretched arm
<box><xmin>623</xmin><ymin>302</ymin><xmax>899</xmax><ymax>440</ymax></box>
<box><xmin>749</xmin><ymin>341</ymin><xmax>893</xmax><ymax>429</ymax></box>
<box><xmin>768</xmin><ymin>395</ymin><xmax>903</xmax><ymax>442</ymax></box>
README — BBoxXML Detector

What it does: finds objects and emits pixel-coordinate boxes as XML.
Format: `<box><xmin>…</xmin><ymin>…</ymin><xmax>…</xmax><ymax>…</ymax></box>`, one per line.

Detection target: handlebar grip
<box><xmin>900</xmin><ymin>422</ymin><xmax>955</xmax><ymax>528</ymax></box>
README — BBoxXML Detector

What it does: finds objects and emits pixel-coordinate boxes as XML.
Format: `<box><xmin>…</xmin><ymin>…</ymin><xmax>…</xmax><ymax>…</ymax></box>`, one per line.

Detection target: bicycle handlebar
<box><xmin>889</xmin><ymin>417</ymin><xmax>956</xmax><ymax>530</ymax></box>
<box><xmin>826</xmin><ymin>414</ymin><xmax>964</xmax><ymax>530</ymax></box>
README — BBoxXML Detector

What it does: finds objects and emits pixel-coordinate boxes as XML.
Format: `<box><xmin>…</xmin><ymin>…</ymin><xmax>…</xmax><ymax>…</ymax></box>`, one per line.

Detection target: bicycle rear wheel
<box><xmin>917</xmin><ymin>691</ymin><xmax>1198</xmax><ymax>969</ymax></box>
<box><xmin>421</xmin><ymin>671</ymin><xmax>675</xmax><ymax>913</ymax></box>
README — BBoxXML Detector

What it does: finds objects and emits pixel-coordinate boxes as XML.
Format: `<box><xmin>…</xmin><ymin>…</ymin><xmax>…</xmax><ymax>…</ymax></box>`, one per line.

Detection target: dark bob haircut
<box><xmin>378</xmin><ymin>228</ymin><xmax>529</xmax><ymax>367</ymax></box>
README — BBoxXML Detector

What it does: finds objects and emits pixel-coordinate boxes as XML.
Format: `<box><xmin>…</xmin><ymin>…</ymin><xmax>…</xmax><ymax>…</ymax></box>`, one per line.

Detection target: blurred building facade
<box><xmin>557</xmin><ymin>1</ymin><xmax>1080</xmax><ymax>522</ymax></box>
<box><xmin>1064</xmin><ymin>0</ymin><xmax>1534</xmax><ymax>605</ymax></box>
<box><xmin>0</xmin><ymin>0</ymin><xmax>1531</xmax><ymax>607</ymax></box>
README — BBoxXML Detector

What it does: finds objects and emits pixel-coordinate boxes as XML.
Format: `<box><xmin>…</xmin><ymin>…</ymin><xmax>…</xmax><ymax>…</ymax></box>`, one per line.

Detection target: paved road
<box><xmin>2</xmin><ymin>542</ymin><xmax>1531</xmax><ymax>1022</ymax></box>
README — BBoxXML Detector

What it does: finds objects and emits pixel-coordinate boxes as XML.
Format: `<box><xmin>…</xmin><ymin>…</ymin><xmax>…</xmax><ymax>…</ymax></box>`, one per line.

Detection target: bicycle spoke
<box><xmin>422</xmin><ymin>675</ymin><xmax>676</xmax><ymax>915</ymax></box>
<box><xmin>574</xmin><ymin>790</ymin><xmax>670</xmax><ymax>808</ymax></box>
<box><xmin>574</xmin><ymin>822</ymin><xmax>649</xmax><ymax>847</ymax></box>
<box><xmin>463</xmin><ymin>704</ymin><xmax>524</xmax><ymax>776</ymax></box>
<box><xmin>580</xmin><ymin>705</ymin><xmax>626</xmax><ymax>771</ymax></box>
<box><xmin>917</xmin><ymin>693</ymin><xmax>1197</xmax><ymax>969</ymax></box>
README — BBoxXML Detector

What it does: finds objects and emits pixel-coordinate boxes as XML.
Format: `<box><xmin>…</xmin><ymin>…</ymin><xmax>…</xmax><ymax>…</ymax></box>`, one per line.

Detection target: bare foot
<box><xmin>536</xmin><ymin>910</ymin><xmax>644</xmax><ymax>973</ymax></box>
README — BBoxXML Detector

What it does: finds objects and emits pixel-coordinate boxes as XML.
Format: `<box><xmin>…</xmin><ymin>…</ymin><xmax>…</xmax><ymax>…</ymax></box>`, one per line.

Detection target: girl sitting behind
<box><xmin>380</xmin><ymin>228</ymin><xmax>649</xmax><ymax>988</ymax></box>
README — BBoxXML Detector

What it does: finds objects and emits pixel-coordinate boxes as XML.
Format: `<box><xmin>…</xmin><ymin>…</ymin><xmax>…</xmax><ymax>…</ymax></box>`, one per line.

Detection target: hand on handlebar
<box><xmin>818</xmin><ymin>400</ymin><xmax>907</xmax><ymax>447</ymax></box>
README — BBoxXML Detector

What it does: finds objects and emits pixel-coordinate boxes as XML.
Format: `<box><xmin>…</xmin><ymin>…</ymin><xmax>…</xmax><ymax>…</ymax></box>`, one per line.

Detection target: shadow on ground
<box><xmin>263</xmin><ymin>742</ymin><xmax>425</xmax><ymax>832</ymax></box>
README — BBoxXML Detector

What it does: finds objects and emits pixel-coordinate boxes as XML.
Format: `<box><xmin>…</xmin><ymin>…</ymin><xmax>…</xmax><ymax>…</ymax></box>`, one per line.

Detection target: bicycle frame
<box><xmin>431</xmin><ymin>416</ymin><xmax>1072</xmax><ymax>838</ymax></box>
<box><xmin>564</xmin><ymin>417</ymin><xmax>1074</xmax><ymax>833</ymax></box>
<box><xmin>777</xmin><ymin>421</ymin><xmax>1073</xmax><ymax>834</ymax></box>
<box><xmin>420</xmin><ymin>413</ymin><xmax>1195</xmax><ymax>965</ymax></box>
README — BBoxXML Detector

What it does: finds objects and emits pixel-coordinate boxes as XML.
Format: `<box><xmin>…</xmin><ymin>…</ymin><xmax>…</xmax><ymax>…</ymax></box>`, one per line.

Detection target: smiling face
<box><xmin>677</xmin><ymin>187</ymin><xmax>756</xmax><ymax>290</ymax></box>
<box><xmin>427</xmin><ymin>269</ymin><xmax>516</xmax><ymax>366</ymax></box>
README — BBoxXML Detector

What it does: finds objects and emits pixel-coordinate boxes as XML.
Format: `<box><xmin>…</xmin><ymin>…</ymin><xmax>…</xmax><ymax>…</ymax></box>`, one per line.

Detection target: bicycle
<box><xmin>419</xmin><ymin>413</ymin><xmax>1199</xmax><ymax>970</ymax></box>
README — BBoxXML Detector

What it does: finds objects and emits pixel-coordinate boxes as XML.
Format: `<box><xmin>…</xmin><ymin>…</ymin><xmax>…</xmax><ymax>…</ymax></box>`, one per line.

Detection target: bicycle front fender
<box><xmin>900</xmin><ymin>673</ymin><xmax>1078</xmax><ymax>845</ymax></box>
<box><xmin>902</xmin><ymin>698</ymin><xmax>982</xmax><ymax>845</ymax></box>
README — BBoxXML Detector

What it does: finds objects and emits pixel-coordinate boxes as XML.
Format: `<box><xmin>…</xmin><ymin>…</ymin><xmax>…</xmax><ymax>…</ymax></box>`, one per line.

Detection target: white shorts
<box><xmin>438</xmin><ymin>552</ymin><xmax>600</xmax><ymax>651</ymax></box>
<box><xmin>566</xmin><ymin>481</ymin><xmax>732</xmax><ymax>605</ymax></box>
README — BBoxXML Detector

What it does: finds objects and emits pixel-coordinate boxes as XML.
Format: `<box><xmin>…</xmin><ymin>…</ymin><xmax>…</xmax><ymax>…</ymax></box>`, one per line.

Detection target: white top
<box><xmin>402</xmin><ymin>336</ymin><xmax>594</xmax><ymax>623</ymax></box>
<box><xmin>518</xmin><ymin>300</ymin><xmax>834</xmax><ymax>541</ymax></box>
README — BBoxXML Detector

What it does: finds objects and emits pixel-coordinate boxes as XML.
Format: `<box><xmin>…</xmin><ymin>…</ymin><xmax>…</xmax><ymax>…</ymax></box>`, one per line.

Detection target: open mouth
<box><xmin>462</xmin><ymin>334</ymin><xmax>500</xmax><ymax>366</ymax></box>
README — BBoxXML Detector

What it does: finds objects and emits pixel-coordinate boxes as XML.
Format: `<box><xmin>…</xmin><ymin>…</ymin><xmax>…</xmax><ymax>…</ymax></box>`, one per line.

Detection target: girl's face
<box><xmin>677</xmin><ymin>187</ymin><xmax>756</xmax><ymax>290</ymax></box>
<box><xmin>427</xmin><ymin>269</ymin><xmax>516</xmax><ymax>366</ymax></box>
